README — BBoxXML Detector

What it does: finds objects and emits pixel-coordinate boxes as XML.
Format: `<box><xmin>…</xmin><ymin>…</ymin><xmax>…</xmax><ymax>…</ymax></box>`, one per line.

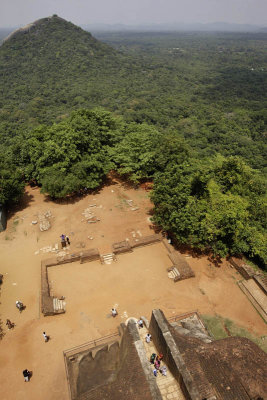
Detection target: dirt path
<box><xmin>0</xmin><ymin>182</ymin><xmax>266</xmax><ymax>400</ymax></box>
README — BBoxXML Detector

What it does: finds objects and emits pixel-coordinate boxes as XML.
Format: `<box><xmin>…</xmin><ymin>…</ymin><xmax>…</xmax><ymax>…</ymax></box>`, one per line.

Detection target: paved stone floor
<box><xmin>138</xmin><ymin>326</ymin><xmax>185</xmax><ymax>400</ymax></box>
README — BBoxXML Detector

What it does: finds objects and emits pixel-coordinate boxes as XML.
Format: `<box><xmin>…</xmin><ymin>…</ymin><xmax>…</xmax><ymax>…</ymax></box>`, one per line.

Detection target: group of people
<box><xmin>150</xmin><ymin>353</ymin><xmax>167</xmax><ymax>377</ymax></box>
<box><xmin>6</xmin><ymin>300</ymin><xmax>25</xmax><ymax>330</ymax></box>
<box><xmin>60</xmin><ymin>234</ymin><xmax>70</xmax><ymax>249</ymax></box>
<box><xmin>139</xmin><ymin>324</ymin><xmax>167</xmax><ymax>377</ymax></box>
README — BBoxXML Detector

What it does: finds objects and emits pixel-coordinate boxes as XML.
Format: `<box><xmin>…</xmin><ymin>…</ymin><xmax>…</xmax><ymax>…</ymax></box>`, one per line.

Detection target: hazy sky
<box><xmin>0</xmin><ymin>0</ymin><xmax>266</xmax><ymax>27</ymax></box>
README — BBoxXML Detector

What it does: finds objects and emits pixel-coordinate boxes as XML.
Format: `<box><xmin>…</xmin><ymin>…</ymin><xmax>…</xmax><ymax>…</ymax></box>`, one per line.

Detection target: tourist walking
<box><xmin>137</xmin><ymin>318</ymin><xmax>143</xmax><ymax>328</ymax></box>
<box><xmin>15</xmin><ymin>300</ymin><xmax>24</xmax><ymax>312</ymax></box>
<box><xmin>6</xmin><ymin>319</ymin><xmax>15</xmax><ymax>329</ymax></box>
<box><xmin>153</xmin><ymin>368</ymin><xmax>157</xmax><ymax>377</ymax></box>
<box><xmin>23</xmin><ymin>369</ymin><xmax>31</xmax><ymax>382</ymax></box>
<box><xmin>150</xmin><ymin>353</ymin><xmax>156</xmax><ymax>364</ymax></box>
<box><xmin>43</xmin><ymin>331</ymin><xmax>49</xmax><ymax>342</ymax></box>
<box><xmin>111</xmin><ymin>308</ymin><xmax>118</xmax><ymax>317</ymax></box>
<box><xmin>66</xmin><ymin>235</ymin><xmax>70</xmax><ymax>245</ymax></box>
<box><xmin>154</xmin><ymin>358</ymin><xmax>161</xmax><ymax>370</ymax></box>
<box><xmin>145</xmin><ymin>333</ymin><xmax>152</xmax><ymax>343</ymax></box>
<box><xmin>160</xmin><ymin>366</ymin><xmax>167</xmax><ymax>376</ymax></box>
<box><xmin>60</xmin><ymin>234</ymin><xmax>66</xmax><ymax>248</ymax></box>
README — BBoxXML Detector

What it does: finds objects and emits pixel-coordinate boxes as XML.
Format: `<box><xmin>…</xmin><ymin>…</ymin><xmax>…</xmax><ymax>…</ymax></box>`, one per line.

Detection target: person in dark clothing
<box><xmin>23</xmin><ymin>369</ymin><xmax>31</xmax><ymax>382</ymax></box>
<box><xmin>6</xmin><ymin>319</ymin><xmax>15</xmax><ymax>329</ymax></box>
<box><xmin>150</xmin><ymin>353</ymin><xmax>156</xmax><ymax>364</ymax></box>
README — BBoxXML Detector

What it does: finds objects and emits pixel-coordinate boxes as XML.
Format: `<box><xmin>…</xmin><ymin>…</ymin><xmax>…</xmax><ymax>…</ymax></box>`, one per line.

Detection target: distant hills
<box><xmin>82</xmin><ymin>21</ymin><xmax>267</xmax><ymax>33</ymax></box>
<box><xmin>1</xmin><ymin>21</ymin><xmax>266</xmax><ymax>42</ymax></box>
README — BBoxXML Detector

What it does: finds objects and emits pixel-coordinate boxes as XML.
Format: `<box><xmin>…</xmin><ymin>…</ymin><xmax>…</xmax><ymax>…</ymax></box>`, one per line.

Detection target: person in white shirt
<box><xmin>43</xmin><ymin>332</ymin><xmax>49</xmax><ymax>342</ymax></box>
<box><xmin>111</xmin><ymin>308</ymin><xmax>118</xmax><ymax>317</ymax></box>
<box><xmin>137</xmin><ymin>318</ymin><xmax>143</xmax><ymax>328</ymax></box>
<box><xmin>160</xmin><ymin>366</ymin><xmax>167</xmax><ymax>376</ymax></box>
<box><xmin>145</xmin><ymin>333</ymin><xmax>152</xmax><ymax>343</ymax></box>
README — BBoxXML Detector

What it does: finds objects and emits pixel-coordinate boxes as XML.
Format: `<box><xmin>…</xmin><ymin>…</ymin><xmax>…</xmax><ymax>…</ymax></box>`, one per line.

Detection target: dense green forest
<box><xmin>0</xmin><ymin>16</ymin><xmax>266</xmax><ymax>265</ymax></box>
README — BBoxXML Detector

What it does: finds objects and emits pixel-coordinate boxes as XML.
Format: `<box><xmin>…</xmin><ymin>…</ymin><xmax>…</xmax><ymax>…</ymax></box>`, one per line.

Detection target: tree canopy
<box><xmin>151</xmin><ymin>155</ymin><xmax>267</xmax><ymax>265</ymax></box>
<box><xmin>23</xmin><ymin>109</ymin><xmax>122</xmax><ymax>197</ymax></box>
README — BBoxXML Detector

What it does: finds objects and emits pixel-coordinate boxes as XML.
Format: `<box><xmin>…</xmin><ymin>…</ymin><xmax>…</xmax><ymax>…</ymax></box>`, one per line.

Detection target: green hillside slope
<box><xmin>0</xmin><ymin>16</ymin><xmax>124</xmax><ymax>129</ymax></box>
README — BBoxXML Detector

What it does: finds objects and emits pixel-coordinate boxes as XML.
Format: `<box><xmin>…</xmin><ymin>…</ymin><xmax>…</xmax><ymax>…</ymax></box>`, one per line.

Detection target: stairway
<box><xmin>53</xmin><ymin>297</ymin><xmax>66</xmax><ymax>313</ymax></box>
<box><xmin>100</xmin><ymin>253</ymin><xmax>116</xmax><ymax>265</ymax></box>
<box><xmin>168</xmin><ymin>267</ymin><xmax>180</xmax><ymax>280</ymax></box>
<box><xmin>138</xmin><ymin>326</ymin><xmax>185</xmax><ymax>400</ymax></box>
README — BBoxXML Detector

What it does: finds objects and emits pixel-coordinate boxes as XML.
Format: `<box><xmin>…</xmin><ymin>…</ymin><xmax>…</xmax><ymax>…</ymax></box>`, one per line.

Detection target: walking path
<box><xmin>138</xmin><ymin>325</ymin><xmax>185</xmax><ymax>400</ymax></box>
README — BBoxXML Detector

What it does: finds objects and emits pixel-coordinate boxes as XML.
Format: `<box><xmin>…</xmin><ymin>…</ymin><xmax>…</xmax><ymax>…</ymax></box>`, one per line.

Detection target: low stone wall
<box><xmin>253</xmin><ymin>275</ymin><xmax>267</xmax><ymax>296</ymax></box>
<box><xmin>168</xmin><ymin>252</ymin><xmax>195</xmax><ymax>282</ymax></box>
<box><xmin>238</xmin><ymin>280</ymin><xmax>267</xmax><ymax>323</ymax></box>
<box><xmin>229</xmin><ymin>257</ymin><xmax>254</xmax><ymax>280</ymax></box>
<box><xmin>130</xmin><ymin>234</ymin><xmax>162</xmax><ymax>249</ymax></box>
<box><xmin>230</xmin><ymin>257</ymin><xmax>267</xmax><ymax>298</ymax></box>
<box><xmin>41</xmin><ymin>249</ymin><xmax>100</xmax><ymax>316</ymax></box>
<box><xmin>149</xmin><ymin>309</ymin><xmax>201</xmax><ymax>400</ymax></box>
<box><xmin>112</xmin><ymin>240</ymin><xmax>132</xmax><ymax>255</ymax></box>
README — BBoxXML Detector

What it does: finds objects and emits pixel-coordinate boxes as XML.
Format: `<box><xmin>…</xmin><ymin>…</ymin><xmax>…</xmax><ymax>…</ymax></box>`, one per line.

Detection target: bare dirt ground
<box><xmin>0</xmin><ymin>179</ymin><xmax>266</xmax><ymax>400</ymax></box>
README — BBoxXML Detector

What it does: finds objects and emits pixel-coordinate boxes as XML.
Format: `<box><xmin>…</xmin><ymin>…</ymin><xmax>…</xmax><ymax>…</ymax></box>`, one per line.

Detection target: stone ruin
<box><xmin>64</xmin><ymin>309</ymin><xmax>267</xmax><ymax>400</ymax></box>
<box><xmin>230</xmin><ymin>257</ymin><xmax>267</xmax><ymax>323</ymax></box>
<box><xmin>163</xmin><ymin>239</ymin><xmax>195</xmax><ymax>282</ymax></box>
<box><xmin>41</xmin><ymin>234</ymin><xmax>196</xmax><ymax>316</ymax></box>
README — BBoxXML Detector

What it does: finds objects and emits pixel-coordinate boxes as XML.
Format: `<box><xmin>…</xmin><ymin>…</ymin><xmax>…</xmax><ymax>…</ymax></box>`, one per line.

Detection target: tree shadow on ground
<box><xmin>6</xmin><ymin>189</ymin><xmax>34</xmax><ymax>220</ymax></box>
<box><xmin>0</xmin><ymin>318</ymin><xmax>5</xmax><ymax>340</ymax></box>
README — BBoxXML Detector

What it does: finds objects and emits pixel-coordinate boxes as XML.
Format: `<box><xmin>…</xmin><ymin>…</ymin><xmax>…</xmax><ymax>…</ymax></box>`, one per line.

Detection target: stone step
<box><xmin>238</xmin><ymin>280</ymin><xmax>267</xmax><ymax>323</ymax></box>
<box><xmin>100</xmin><ymin>253</ymin><xmax>116</xmax><ymax>264</ymax></box>
<box><xmin>53</xmin><ymin>297</ymin><xmax>66</xmax><ymax>312</ymax></box>
<box><xmin>139</xmin><ymin>326</ymin><xmax>185</xmax><ymax>400</ymax></box>
<box><xmin>168</xmin><ymin>267</ymin><xmax>180</xmax><ymax>280</ymax></box>
<box><xmin>173</xmin><ymin>267</ymin><xmax>180</xmax><ymax>277</ymax></box>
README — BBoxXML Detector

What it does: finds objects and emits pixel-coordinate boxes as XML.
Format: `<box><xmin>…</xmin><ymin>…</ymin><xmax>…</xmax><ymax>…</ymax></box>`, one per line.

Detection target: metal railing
<box><xmin>63</xmin><ymin>331</ymin><xmax>119</xmax><ymax>357</ymax></box>
<box><xmin>167</xmin><ymin>310</ymin><xmax>199</xmax><ymax>323</ymax></box>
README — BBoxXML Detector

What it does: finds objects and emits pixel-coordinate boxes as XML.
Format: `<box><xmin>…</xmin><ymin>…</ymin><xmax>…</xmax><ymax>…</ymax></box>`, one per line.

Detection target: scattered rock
<box><xmin>32</xmin><ymin>220</ymin><xmax>38</xmax><ymax>225</ymax></box>
<box><xmin>38</xmin><ymin>210</ymin><xmax>52</xmax><ymax>231</ymax></box>
<box><xmin>87</xmin><ymin>216</ymin><xmax>100</xmax><ymax>223</ymax></box>
<box><xmin>39</xmin><ymin>219</ymin><xmax>51</xmax><ymax>231</ymax></box>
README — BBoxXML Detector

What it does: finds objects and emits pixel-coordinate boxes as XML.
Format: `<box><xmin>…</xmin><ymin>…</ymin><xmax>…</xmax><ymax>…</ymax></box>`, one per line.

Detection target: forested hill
<box><xmin>0</xmin><ymin>15</ymin><xmax>124</xmax><ymax>132</ymax></box>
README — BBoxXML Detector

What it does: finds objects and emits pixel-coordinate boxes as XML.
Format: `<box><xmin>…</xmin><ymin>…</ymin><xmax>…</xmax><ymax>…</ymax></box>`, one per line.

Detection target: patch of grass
<box><xmin>199</xmin><ymin>288</ymin><xmax>206</xmax><ymax>295</ymax></box>
<box><xmin>13</xmin><ymin>218</ymin><xmax>19</xmax><ymax>226</ymax></box>
<box><xmin>202</xmin><ymin>315</ymin><xmax>228</xmax><ymax>340</ymax></box>
<box><xmin>202</xmin><ymin>314</ymin><xmax>267</xmax><ymax>353</ymax></box>
<box><xmin>115</xmin><ymin>199</ymin><xmax>128</xmax><ymax>210</ymax></box>
<box><xmin>5</xmin><ymin>235</ymin><xmax>11</xmax><ymax>240</ymax></box>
